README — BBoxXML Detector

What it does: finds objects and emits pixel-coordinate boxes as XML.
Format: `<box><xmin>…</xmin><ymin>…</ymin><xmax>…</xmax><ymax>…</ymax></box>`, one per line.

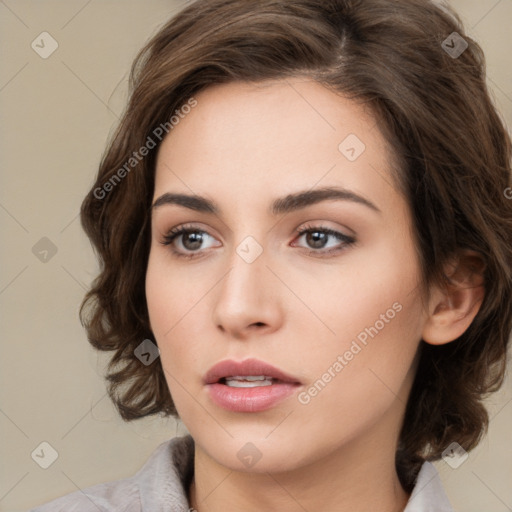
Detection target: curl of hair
<box><xmin>79</xmin><ymin>0</ymin><xmax>512</xmax><ymax>491</ymax></box>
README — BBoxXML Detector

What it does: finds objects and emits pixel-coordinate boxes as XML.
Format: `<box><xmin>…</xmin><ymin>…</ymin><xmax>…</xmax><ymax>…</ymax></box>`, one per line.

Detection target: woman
<box><xmin>31</xmin><ymin>0</ymin><xmax>512</xmax><ymax>510</ymax></box>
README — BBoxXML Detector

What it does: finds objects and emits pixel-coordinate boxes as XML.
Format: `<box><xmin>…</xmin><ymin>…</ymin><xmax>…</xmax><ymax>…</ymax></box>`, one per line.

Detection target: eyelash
<box><xmin>159</xmin><ymin>223</ymin><xmax>356</xmax><ymax>260</ymax></box>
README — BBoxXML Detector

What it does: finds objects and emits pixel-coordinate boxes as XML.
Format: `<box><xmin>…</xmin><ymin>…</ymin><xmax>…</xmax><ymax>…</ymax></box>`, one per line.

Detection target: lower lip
<box><xmin>206</xmin><ymin>382</ymin><xmax>300</xmax><ymax>412</ymax></box>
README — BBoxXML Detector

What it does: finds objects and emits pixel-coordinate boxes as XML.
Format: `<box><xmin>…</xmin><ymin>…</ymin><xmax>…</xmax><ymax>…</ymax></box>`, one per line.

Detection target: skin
<box><xmin>145</xmin><ymin>79</ymin><xmax>484</xmax><ymax>512</ymax></box>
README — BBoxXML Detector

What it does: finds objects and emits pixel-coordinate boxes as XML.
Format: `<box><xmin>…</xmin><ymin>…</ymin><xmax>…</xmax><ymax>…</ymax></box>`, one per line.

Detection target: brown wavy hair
<box><xmin>79</xmin><ymin>0</ymin><xmax>512</xmax><ymax>491</ymax></box>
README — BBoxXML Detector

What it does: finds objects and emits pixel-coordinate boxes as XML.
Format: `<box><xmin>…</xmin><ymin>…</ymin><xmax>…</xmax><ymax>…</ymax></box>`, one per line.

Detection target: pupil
<box><xmin>308</xmin><ymin>231</ymin><xmax>327</xmax><ymax>249</ymax></box>
<box><xmin>184</xmin><ymin>231</ymin><xmax>203</xmax><ymax>250</ymax></box>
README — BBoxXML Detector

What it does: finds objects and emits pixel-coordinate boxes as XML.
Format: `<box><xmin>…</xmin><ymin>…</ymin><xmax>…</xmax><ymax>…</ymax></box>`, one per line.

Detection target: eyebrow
<box><xmin>151</xmin><ymin>186</ymin><xmax>381</xmax><ymax>216</ymax></box>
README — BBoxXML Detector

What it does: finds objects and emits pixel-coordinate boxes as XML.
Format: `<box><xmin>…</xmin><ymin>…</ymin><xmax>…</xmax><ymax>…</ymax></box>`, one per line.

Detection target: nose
<box><xmin>212</xmin><ymin>246</ymin><xmax>284</xmax><ymax>340</ymax></box>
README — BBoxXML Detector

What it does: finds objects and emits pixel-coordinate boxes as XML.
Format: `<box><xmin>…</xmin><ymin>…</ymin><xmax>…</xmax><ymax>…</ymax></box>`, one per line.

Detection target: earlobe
<box><xmin>422</xmin><ymin>250</ymin><xmax>486</xmax><ymax>346</ymax></box>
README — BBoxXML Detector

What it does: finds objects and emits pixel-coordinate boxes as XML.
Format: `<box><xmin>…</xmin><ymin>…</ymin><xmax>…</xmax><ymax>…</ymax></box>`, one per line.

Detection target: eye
<box><xmin>292</xmin><ymin>224</ymin><xmax>356</xmax><ymax>256</ymax></box>
<box><xmin>160</xmin><ymin>224</ymin><xmax>220</xmax><ymax>259</ymax></box>
<box><xmin>159</xmin><ymin>223</ymin><xmax>356</xmax><ymax>260</ymax></box>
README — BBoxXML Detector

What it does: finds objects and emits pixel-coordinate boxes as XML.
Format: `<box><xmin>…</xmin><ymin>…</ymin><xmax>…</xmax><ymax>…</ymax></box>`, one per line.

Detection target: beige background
<box><xmin>1</xmin><ymin>1</ymin><xmax>511</xmax><ymax>511</ymax></box>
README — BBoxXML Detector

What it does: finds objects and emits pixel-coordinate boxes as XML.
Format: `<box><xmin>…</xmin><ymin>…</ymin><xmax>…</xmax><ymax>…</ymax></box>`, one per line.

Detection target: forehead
<box><xmin>153</xmin><ymin>79</ymin><xmax>400</xmax><ymax>216</ymax></box>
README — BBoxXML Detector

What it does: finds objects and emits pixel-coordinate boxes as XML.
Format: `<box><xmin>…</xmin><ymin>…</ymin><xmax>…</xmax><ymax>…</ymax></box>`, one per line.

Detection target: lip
<box><xmin>204</xmin><ymin>358</ymin><xmax>302</xmax><ymax>413</ymax></box>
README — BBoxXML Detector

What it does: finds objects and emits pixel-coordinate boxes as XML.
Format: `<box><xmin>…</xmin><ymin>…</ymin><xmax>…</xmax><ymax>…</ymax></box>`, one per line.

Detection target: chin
<box><xmin>190</xmin><ymin>425</ymin><xmax>307</xmax><ymax>473</ymax></box>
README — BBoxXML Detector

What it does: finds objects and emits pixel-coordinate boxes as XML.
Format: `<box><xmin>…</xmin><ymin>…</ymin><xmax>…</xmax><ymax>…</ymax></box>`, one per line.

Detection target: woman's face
<box><xmin>146</xmin><ymin>79</ymin><xmax>428</xmax><ymax>472</ymax></box>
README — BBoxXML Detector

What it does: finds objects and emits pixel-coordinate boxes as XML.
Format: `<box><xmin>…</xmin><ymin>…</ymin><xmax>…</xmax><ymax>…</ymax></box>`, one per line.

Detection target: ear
<box><xmin>422</xmin><ymin>250</ymin><xmax>486</xmax><ymax>346</ymax></box>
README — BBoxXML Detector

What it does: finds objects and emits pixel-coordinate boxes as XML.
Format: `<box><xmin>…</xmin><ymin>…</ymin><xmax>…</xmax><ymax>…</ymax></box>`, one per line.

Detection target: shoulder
<box><xmin>404</xmin><ymin>461</ymin><xmax>454</xmax><ymax>512</ymax></box>
<box><xmin>28</xmin><ymin>435</ymin><xmax>194</xmax><ymax>512</ymax></box>
<box><xmin>28</xmin><ymin>478</ymin><xmax>140</xmax><ymax>512</ymax></box>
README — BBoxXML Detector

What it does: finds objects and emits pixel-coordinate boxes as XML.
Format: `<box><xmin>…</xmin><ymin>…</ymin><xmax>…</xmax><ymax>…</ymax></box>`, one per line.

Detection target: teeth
<box><xmin>225</xmin><ymin>380</ymin><xmax>273</xmax><ymax>388</ymax></box>
<box><xmin>224</xmin><ymin>376</ymin><xmax>274</xmax><ymax>387</ymax></box>
<box><xmin>230</xmin><ymin>375</ymin><xmax>270</xmax><ymax>381</ymax></box>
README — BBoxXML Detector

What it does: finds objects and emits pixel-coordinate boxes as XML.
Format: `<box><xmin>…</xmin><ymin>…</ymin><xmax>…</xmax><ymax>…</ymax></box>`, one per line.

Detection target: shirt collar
<box><xmin>403</xmin><ymin>460</ymin><xmax>454</xmax><ymax>511</ymax></box>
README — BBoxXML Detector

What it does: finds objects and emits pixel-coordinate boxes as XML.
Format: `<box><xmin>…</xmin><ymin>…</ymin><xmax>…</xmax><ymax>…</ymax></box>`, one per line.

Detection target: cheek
<box><xmin>145</xmin><ymin>246</ymin><xmax>204</xmax><ymax>337</ymax></box>
<box><xmin>145</xmin><ymin>250</ymin><xmax>207</xmax><ymax>386</ymax></box>
<box><xmin>293</xmin><ymin>234</ymin><xmax>421</xmax><ymax>353</ymax></box>
<box><xmin>145</xmin><ymin>253</ymin><xmax>169</xmax><ymax>338</ymax></box>
<box><xmin>294</xmin><ymin>242</ymin><xmax>424</xmax><ymax>426</ymax></box>
<box><xmin>291</xmin><ymin>290</ymin><xmax>423</xmax><ymax>449</ymax></box>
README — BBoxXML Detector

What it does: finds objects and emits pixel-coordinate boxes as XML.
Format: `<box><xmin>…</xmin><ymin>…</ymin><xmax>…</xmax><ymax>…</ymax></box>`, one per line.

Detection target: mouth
<box><xmin>204</xmin><ymin>358</ymin><xmax>302</xmax><ymax>412</ymax></box>
<box><xmin>219</xmin><ymin>375</ymin><xmax>276</xmax><ymax>388</ymax></box>
<box><xmin>204</xmin><ymin>358</ymin><xmax>301</xmax><ymax>386</ymax></box>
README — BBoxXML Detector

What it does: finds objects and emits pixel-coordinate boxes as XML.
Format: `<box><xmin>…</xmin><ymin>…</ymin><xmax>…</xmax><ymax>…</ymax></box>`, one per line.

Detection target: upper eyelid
<box><xmin>162</xmin><ymin>223</ymin><xmax>351</xmax><ymax>237</ymax></box>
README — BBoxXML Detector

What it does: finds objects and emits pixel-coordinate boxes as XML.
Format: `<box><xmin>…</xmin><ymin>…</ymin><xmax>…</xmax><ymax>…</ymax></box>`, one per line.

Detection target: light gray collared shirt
<box><xmin>29</xmin><ymin>435</ymin><xmax>454</xmax><ymax>511</ymax></box>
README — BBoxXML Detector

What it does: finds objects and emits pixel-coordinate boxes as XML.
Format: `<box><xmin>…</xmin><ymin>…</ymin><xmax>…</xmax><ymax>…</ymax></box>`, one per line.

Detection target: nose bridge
<box><xmin>219</xmin><ymin>236</ymin><xmax>269</xmax><ymax>308</ymax></box>
<box><xmin>212</xmin><ymin>233</ymin><xmax>282</xmax><ymax>335</ymax></box>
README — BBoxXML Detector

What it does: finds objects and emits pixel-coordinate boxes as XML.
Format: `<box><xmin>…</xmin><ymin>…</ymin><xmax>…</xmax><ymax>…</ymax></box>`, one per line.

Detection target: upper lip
<box><xmin>204</xmin><ymin>358</ymin><xmax>301</xmax><ymax>385</ymax></box>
